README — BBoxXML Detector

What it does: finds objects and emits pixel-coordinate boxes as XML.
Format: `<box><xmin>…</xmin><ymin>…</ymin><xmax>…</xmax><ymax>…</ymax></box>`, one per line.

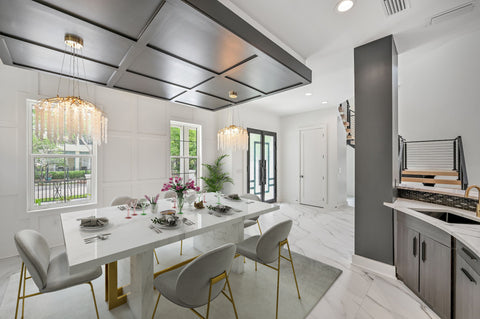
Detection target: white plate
<box><xmin>151</xmin><ymin>221</ymin><xmax>181</xmax><ymax>230</ymax></box>
<box><xmin>80</xmin><ymin>224</ymin><xmax>107</xmax><ymax>232</ymax></box>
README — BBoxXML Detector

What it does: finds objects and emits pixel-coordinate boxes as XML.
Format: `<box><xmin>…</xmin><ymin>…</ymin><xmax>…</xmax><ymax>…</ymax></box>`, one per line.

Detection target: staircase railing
<box><xmin>398</xmin><ymin>136</ymin><xmax>468</xmax><ymax>190</ymax></box>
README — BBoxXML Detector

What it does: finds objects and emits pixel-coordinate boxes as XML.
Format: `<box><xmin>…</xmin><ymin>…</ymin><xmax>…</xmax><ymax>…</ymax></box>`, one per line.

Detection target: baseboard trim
<box><xmin>351</xmin><ymin>254</ymin><xmax>396</xmax><ymax>279</ymax></box>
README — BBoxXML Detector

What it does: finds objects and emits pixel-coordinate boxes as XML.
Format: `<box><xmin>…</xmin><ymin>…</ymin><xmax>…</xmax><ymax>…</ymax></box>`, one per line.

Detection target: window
<box><xmin>170</xmin><ymin>121</ymin><xmax>201</xmax><ymax>183</ymax></box>
<box><xmin>27</xmin><ymin>99</ymin><xmax>96</xmax><ymax>211</ymax></box>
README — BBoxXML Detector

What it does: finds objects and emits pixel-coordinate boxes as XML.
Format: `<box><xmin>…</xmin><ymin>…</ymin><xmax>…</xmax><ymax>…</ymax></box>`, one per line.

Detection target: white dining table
<box><xmin>60</xmin><ymin>193</ymin><xmax>279</xmax><ymax>319</ymax></box>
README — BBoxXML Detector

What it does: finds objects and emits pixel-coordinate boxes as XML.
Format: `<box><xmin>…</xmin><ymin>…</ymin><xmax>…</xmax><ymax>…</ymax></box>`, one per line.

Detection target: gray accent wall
<box><xmin>354</xmin><ymin>35</ymin><xmax>398</xmax><ymax>265</ymax></box>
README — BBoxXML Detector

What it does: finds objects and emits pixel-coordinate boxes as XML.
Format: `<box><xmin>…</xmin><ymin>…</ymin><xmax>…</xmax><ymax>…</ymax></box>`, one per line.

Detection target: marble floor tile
<box><xmin>0</xmin><ymin>200</ymin><xmax>441</xmax><ymax>318</ymax></box>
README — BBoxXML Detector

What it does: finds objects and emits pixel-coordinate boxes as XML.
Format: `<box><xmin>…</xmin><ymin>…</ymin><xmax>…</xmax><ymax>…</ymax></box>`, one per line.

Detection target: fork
<box><xmin>149</xmin><ymin>225</ymin><xmax>162</xmax><ymax>233</ymax></box>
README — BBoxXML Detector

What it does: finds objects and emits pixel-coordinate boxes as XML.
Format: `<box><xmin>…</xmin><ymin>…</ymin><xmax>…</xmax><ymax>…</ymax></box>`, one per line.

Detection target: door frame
<box><xmin>246</xmin><ymin>128</ymin><xmax>277</xmax><ymax>203</ymax></box>
<box><xmin>298</xmin><ymin>125</ymin><xmax>327</xmax><ymax>207</ymax></box>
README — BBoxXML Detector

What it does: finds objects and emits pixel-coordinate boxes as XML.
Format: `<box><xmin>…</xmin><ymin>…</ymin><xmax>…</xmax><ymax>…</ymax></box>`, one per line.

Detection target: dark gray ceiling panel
<box><xmin>115</xmin><ymin>71</ymin><xmax>186</xmax><ymax>100</ymax></box>
<box><xmin>5</xmin><ymin>37</ymin><xmax>115</xmax><ymax>84</ymax></box>
<box><xmin>175</xmin><ymin>91</ymin><xmax>231</xmax><ymax>110</ymax></box>
<box><xmin>148</xmin><ymin>0</ymin><xmax>257</xmax><ymax>74</ymax></box>
<box><xmin>225</xmin><ymin>55</ymin><xmax>306</xmax><ymax>94</ymax></box>
<box><xmin>38</xmin><ymin>0</ymin><xmax>164</xmax><ymax>39</ymax></box>
<box><xmin>128</xmin><ymin>47</ymin><xmax>214</xmax><ymax>89</ymax></box>
<box><xmin>0</xmin><ymin>0</ymin><xmax>132</xmax><ymax>66</ymax></box>
<box><xmin>195</xmin><ymin>77</ymin><xmax>261</xmax><ymax>102</ymax></box>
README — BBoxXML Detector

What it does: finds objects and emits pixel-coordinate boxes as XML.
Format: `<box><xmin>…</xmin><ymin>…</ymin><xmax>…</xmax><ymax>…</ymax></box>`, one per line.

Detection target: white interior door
<box><xmin>300</xmin><ymin>127</ymin><xmax>327</xmax><ymax>207</ymax></box>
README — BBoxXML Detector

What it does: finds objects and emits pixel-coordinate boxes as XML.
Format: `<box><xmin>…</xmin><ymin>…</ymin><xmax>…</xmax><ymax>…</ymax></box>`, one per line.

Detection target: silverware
<box><xmin>149</xmin><ymin>225</ymin><xmax>162</xmax><ymax>233</ymax></box>
<box><xmin>84</xmin><ymin>234</ymin><xmax>110</xmax><ymax>243</ymax></box>
<box><xmin>182</xmin><ymin>218</ymin><xmax>195</xmax><ymax>225</ymax></box>
<box><xmin>83</xmin><ymin>233</ymin><xmax>111</xmax><ymax>241</ymax></box>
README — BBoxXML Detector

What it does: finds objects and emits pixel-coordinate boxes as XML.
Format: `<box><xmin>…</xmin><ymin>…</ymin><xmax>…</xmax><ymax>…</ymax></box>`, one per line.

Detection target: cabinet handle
<box><xmin>421</xmin><ymin>241</ymin><xmax>426</xmax><ymax>262</ymax></box>
<box><xmin>461</xmin><ymin>268</ymin><xmax>477</xmax><ymax>285</ymax></box>
<box><xmin>462</xmin><ymin>247</ymin><xmax>478</xmax><ymax>261</ymax></box>
<box><xmin>412</xmin><ymin>237</ymin><xmax>417</xmax><ymax>257</ymax></box>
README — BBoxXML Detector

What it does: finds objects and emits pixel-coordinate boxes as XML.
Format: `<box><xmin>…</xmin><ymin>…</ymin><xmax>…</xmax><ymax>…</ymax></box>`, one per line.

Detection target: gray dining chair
<box><xmin>14</xmin><ymin>229</ymin><xmax>102</xmax><ymax>319</ymax></box>
<box><xmin>241</xmin><ymin>193</ymin><xmax>263</xmax><ymax>234</ymax></box>
<box><xmin>152</xmin><ymin>243</ymin><xmax>238</xmax><ymax>319</ymax></box>
<box><xmin>163</xmin><ymin>190</ymin><xmax>184</xmax><ymax>257</ymax></box>
<box><xmin>236</xmin><ymin>220</ymin><xmax>301</xmax><ymax>319</ymax></box>
<box><xmin>110</xmin><ymin>196</ymin><xmax>133</xmax><ymax>206</ymax></box>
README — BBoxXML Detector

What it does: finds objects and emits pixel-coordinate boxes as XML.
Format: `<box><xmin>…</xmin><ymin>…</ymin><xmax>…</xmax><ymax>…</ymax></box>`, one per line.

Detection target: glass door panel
<box><xmin>247</xmin><ymin>129</ymin><xmax>277</xmax><ymax>203</ymax></box>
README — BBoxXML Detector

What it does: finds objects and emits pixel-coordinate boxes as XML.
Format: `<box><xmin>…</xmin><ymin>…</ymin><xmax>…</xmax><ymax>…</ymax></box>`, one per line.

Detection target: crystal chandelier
<box><xmin>217</xmin><ymin>105</ymin><xmax>248</xmax><ymax>151</ymax></box>
<box><xmin>34</xmin><ymin>34</ymin><xmax>108</xmax><ymax>145</ymax></box>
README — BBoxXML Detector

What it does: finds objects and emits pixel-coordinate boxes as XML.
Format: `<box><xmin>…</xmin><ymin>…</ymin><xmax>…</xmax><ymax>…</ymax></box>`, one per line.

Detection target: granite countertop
<box><xmin>385</xmin><ymin>198</ymin><xmax>480</xmax><ymax>258</ymax></box>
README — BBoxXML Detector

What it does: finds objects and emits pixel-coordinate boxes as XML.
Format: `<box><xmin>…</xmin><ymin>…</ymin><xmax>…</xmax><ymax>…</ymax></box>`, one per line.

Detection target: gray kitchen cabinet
<box><xmin>456</xmin><ymin>243</ymin><xmax>480</xmax><ymax>319</ymax></box>
<box><xmin>419</xmin><ymin>235</ymin><xmax>451</xmax><ymax>319</ymax></box>
<box><xmin>395</xmin><ymin>211</ymin><xmax>452</xmax><ymax>319</ymax></box>
<box><xmin>396</xmin><ymin>222</ymin><xmax>419</xmax><ymax>293</ymax></box>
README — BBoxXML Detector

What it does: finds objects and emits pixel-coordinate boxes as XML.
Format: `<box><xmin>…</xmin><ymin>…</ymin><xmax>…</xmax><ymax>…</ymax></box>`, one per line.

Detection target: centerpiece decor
<box><xmin>145</xmin><ymin>194</ymin><xmax>160</xmax><ymax>214</ymax></box>
<box><xmin>162</xmin><ymin>177</ymin><xmax>200</xmax><ymax>214</ymax></box>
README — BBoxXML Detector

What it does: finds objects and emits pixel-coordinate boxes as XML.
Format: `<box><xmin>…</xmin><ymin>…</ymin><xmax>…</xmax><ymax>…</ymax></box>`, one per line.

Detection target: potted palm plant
<box><xmin>201</xmin><ymin>154</ymin><xmax>233</xmax><ymax>192</ymax></box>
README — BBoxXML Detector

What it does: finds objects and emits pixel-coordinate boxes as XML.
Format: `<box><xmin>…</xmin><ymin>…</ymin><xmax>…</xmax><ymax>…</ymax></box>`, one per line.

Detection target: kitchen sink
<box><xmin>414</xmin><ymin>209</ymin><xmax>480</xmax><ymax>225</ymax></box>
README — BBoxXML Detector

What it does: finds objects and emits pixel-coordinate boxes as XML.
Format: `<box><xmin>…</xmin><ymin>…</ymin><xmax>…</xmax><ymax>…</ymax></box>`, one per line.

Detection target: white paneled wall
<box><xmin>0</xmin><ymin>63</ymin><xmax>216</xmax><ymax>258</ymax></box>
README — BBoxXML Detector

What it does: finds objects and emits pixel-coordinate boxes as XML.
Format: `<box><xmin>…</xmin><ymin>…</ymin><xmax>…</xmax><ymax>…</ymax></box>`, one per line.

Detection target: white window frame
<box><xmin>26</xmin><ymin>99</ymin><xmax>97</xmax><ymax>212</ymax></box>
<box><xmin>170</xmin><ymin>121</ymin><xmax>202</xmax><ymax>183</ymax></box>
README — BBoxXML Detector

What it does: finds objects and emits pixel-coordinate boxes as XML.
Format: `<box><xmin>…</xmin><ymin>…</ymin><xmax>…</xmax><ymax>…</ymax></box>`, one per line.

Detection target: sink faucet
<box><xmin>466</xmin><ymin>185</ymin><xmax>480</xmax><ymax>217</ymax></box>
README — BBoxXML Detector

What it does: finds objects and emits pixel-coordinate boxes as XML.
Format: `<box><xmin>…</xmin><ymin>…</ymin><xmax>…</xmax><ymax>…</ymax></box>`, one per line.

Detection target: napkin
<box><xmin>80</xmin><ymin>216</ymin><xmax>109</xmax><ymax>227</ymax></box>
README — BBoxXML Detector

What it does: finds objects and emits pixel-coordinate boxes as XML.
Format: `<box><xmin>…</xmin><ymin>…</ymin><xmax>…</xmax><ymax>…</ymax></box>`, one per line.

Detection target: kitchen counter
<box><xmin>385</xmin><ymin>198</ymin><xmax>480</xmax><ymax>258</ymax></box>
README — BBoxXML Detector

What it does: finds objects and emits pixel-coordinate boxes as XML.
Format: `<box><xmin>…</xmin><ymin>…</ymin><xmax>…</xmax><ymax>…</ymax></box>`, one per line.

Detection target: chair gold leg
<box><xmin>225</xmin><ymin>274</ymin><xmax>239</xmax><ymax>319</ymax></box>
<box><xmin>154</xmin><ymin>250</ymin><xmax>160</xmax><ymax>264</ymax></box>
<box><xmin>87</xmin><ymin>282</ymin><xmax>100</xmax><ymax>319</ymax></box>
<box><xmin>151</xmin><ymin>293</ymin><xmax>161</xmax><ymax>319</ymax></box>
<box><xmin>180</xmin><ymin>240</ymin><xmax>183</xmax><ymax>256</ymax></box>
<box><xmin>243</xmin><ymin>257</ymin><xmax>245</xmax><ymax>264</ymax></box>
<box><xmin>14</xmin><ymin>263</ymin><xmax>24</xmax><ymax>319</ymax></box>
<box><xmin>286</xmin><ymin>240</ymin><xmax>301</xmax><ymax>299</ymax></box>
<box><xmin>206</xmin><ymin>279</ymin><xmax>213</xmax><ymax>319</ymax></box>
<box><xmin>255</xmin><ymin>261</ymin><xmax>257</xmax><ymax>271</ymax></box>
<box><xmin>276</xmin><ymin>244</ymin><xmax>281</xmax><ymax>319</ymax></box>
<box><xmin>22</xmin><ymin>263</ymin><xmax>27</xmax><ymax>318</ymax></box>
<box><xmin>257</xmin><ymin>220</ymin><xmax>262</xmax><ymax>235</ymax></box>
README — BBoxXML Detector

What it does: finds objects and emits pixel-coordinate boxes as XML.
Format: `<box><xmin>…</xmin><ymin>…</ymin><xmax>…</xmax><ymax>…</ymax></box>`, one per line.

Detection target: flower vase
<box><xmin>177</xmin><ymin>193</ymin><xmax>184</xmax><ymax>214</ymax></box>
<box><xmin>150</xmin><ymin>203</ymin><xmax>158</xmax><ymax>214</ymax></box>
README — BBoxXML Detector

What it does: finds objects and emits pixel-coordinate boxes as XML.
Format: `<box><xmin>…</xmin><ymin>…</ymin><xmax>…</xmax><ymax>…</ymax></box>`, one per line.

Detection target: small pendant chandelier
<box><xmin>34</xmin><ymin>34</ymin><xmax>108</xmax><ymax>145</ymax></box>
<box><xmin>217</xmin><ymin>102</ymin><xmax>248</xmax><ymax>152</ymax></box>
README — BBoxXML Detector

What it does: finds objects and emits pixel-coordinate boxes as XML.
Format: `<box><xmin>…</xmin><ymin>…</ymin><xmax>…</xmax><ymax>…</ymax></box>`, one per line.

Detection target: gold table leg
<box><xmin>105</xmin><ymin>261</ymin><xmax>129</xmax><ymax>310</ymax></box>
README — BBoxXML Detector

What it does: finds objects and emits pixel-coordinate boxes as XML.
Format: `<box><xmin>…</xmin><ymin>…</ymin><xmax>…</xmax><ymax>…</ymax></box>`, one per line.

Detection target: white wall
<box><xmin>280</xmin><ymin>107</ymin><xmax>347</xmax><ymax>208</ymax></box>
<box><xmin>398</xmin><ymin>27</ymin><xmax>480</xmax><ymax>186</ymax></box>
<box><xmin>0</xmin><ymin>63</ymin><xmax>217</xmax><ymax>258</ymax></box>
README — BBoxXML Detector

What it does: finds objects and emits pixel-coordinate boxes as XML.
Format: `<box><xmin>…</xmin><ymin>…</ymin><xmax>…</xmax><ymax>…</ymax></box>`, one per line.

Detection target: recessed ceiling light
<box><xmin>322</xmin><ymin>101</ymin><xmax>328</xmax><ymax>104</ymax></box>
<box><xmin>229</xmin><ymin>90</ymin><xmax>238</xmax><ymax>99</ymax></box>
<box><xmin>336</xmin><ymin>0</ymin><xmax>354</xmax><ymax>13</ymax></box>
<box><xmin>305</xmin><ymin>93</ymin><xmax>312</xmax><ymax>96</ymax></box>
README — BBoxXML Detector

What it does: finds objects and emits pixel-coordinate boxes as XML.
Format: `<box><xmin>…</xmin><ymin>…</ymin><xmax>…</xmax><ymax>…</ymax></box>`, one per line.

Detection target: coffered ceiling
<box><xmin>0</xmin><ymin>0</ymin><xmax>312</xmax><ymax>111</ymax></box>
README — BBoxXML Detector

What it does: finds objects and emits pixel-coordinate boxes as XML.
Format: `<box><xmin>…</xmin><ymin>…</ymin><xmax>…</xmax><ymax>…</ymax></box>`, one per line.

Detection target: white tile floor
<box><xmin>0</xmin><ymin>200</ymin><xmax>439</xmax><ymax>318</ymax></box>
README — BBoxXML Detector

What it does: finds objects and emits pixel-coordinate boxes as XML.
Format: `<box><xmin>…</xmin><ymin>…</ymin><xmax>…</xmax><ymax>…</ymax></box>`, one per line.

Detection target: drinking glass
<box><xmin>130</xmin><ymin>199</ymin><xmax>138</xmax><ymax>216</ymax></box>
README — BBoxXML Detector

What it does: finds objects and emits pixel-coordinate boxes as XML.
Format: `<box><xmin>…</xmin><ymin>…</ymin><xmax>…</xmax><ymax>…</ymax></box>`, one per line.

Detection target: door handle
<box><xmin>258</xmin><ymin>160</ymin><xmax>263</xmax><ymax>186</ymax></box>
<box><xmin>300</xmin><ymin>175</ymin><xmax>304</xmax><ymax>178</ymax></box>
<box><xmin>412</xmin><ymin>237</ymin><xmax>417</xmax><ymax>257</ymax></box>
<box><xmin>262</xmin><ymin>159</ymin><xmax>267</xmax><ymax>185</ymax></box>
<box><xmin>461</xmin><ymin>268</ymin><xmax>477</xmax><ymax>284</ymax></box>
<box><xmin>421</xmin><ymin>241</ymin><xmax>426</xmax><ymax>262</ymax></box>
<box><xmin>462</xmin><ymin>247</ymin><xmax>478</xmax><ymax>261</ymax></box>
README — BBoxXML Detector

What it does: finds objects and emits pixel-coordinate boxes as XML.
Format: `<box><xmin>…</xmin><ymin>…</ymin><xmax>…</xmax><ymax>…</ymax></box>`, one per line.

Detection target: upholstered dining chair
<box><xmin>152</xmin><ymin>243</ymin><xmax>238</xmax><ymax>319</ymax></box>
<box><xmin>235</xmin><ymin>220</ymin><xmax>301</xmax><ymax>319</ymax></box>
<box><xmin>110</xmin><ymin>196</ymin><xmax>133</xmax><ymax>206</ymax></box>
<box><xmin>163</xmin><ymin>190</ymin><xmax>184</xmax><ymax>257</ymax></box>
<box><xmin>240</xmin><ymin>193</ymin><xmax>263</xmax><ymax>234</ymax></box>
<box><xmin>14</xmin><ymin>229</ymin><xmax>102</xmax><ymax>319</ymax></box>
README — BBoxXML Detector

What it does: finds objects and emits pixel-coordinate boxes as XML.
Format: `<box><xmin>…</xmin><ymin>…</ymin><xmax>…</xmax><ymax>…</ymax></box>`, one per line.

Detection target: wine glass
<box><xmin>129</xmin><ymin>199</ymin><xmax>138</xmax><ymax>216</ymax></box>
<box><xmin>215</xmin><ymin>191</ymin><xmax>222</xmax><ymax>205</ymax></box>
<box><xmin>186</xmin><ymin>192</ymin><xmax>196</xmax><ymax>208</ymax></box>
<box><xmin>125</xmin><ymin>202</ymin><xmax>132</xmax><ymax>219</ymax></box>
<box><xmin>140</xmin><ymin>200</ymin><xmax>148</xmax><ymax>215</ymax></box>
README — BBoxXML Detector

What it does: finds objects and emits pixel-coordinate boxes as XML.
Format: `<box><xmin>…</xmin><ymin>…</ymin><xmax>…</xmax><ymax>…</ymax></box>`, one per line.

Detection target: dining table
<box><xmin>60</xmin><ymin>193</ymin><xmax>279</xmax><ymax>319</ymax></box>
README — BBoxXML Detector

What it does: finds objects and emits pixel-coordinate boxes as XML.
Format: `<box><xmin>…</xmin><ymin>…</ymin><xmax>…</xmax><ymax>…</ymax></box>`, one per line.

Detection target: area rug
<box><xmin>0</xmin><ymin>251</ymin><xmax>341</xmax><ymax>319</ymax></box>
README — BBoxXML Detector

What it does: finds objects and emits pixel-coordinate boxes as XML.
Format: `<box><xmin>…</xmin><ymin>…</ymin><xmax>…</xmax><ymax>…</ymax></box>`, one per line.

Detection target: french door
<box><xmin>247</xmin><ymin>128</ymin><xmax>277</xmax><ymax>203</ymax></box>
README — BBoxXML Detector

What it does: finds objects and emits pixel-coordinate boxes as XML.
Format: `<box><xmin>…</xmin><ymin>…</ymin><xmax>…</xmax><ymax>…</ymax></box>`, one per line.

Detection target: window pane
<box><xmin>189</xmin><ymin>158</ymin><xmax>198</xmax><ymax>182</ymax></box>
<box><xmin>170</xmin><ymin>127</ymin><xmax>181</xmax><ymax>156</ymax></box>
<box><xmin>171</xmin><ymin>158</ymin><xmax>180</xmax><ymax>175</ymax></box>
<box><xmin>33</xmin><ymin>157</ymin><xmax>92</xmax><ymax>206</ymax></box>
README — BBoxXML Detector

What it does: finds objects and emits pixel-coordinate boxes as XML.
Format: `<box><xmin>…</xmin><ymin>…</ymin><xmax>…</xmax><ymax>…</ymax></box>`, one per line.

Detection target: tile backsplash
<box><xmin>398</xmin><ymin>188</ymin><xmax>478</xmax><ymax>212</ymax></box>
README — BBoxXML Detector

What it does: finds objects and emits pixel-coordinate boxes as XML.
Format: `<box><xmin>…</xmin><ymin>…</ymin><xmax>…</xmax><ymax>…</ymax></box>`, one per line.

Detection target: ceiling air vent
<box><xmin>430</xmin><ymin>2</ymin><xmax>475</xmax><ymax>25</ymax></box>
<box><xmin>383</xmin><ymin>0</ymin><xmax>410</xmax><ymax>16</ymax></box>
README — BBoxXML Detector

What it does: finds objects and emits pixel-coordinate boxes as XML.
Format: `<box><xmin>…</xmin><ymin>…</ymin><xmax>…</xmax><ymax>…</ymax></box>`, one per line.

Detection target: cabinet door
<box><xmin>456</xmin><ymin>254</ymin><xmax>480</xmax><ymax>319</ymax></box>
<box><xmin>396</xmin><ymin>223</ymin><xmax>419</xmax><ymax>292</ymax></box>
<box><xmin>419</xmin><ymin>235</ymin><xmax>451</xmax><ymax>319</ymax></box>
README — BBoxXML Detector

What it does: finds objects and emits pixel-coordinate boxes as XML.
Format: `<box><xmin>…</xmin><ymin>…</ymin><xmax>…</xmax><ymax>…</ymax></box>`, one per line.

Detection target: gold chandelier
<box><xmin>217</xmin><ymin>104</ymin><xmax>248</xmax><ymax>151</ymax></box>
<box><xmin>34</xmin><ymin>34</ymin><xmax>108</xmax><ymax>145</ymax></box>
